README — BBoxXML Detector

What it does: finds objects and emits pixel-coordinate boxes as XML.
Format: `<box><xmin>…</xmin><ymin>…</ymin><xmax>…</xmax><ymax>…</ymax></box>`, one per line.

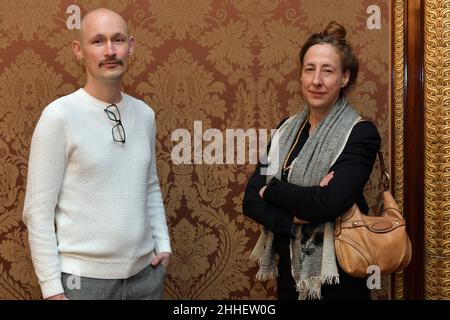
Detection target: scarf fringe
<box><xmin>323</xmin><ymin>274</ymin><xmax>340</xmax><ymax>285</ymax></box>
<box><xmin>295</xmin><ymin>275</ymin><xmax>339</xmax><ymax>300</ymax></box>
<box><xmin>296</xmin><ymin>276</ymin><xmax>323</xmax><ymax>300</ymax></box>
<box><xmin>255</xmin><ymin>268</ymin><xmax>278</xmax><ymax>281</ymax></box>
<box><xmin>250</xmin><ymin>231</ymin><xmax>278</xmax><ymax>281</ymax></box>
<box><xmin>249</xmin><ymin>232</ymin><xmax>267</xmax><ymax>262</ymax></box>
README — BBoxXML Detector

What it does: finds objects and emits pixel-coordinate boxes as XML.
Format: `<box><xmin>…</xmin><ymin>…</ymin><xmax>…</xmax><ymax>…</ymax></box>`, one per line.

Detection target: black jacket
<box><xmin>242</xmin><ymin>120</ymin><xmax>381</xmax><ymax>240</ymax></box>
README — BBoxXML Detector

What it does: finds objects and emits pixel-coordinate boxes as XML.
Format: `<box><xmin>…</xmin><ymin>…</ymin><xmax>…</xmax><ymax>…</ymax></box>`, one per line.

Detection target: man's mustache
<box><xmin>99</xmin><ymin>59</ymin><xmax>123</xmax><ymax>67</ymax></box>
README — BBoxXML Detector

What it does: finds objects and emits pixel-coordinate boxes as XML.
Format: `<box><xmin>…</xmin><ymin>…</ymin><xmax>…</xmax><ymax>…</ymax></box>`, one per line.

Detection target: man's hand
<box><xmin>46</xmin><ymin>293</ymin><xmax>68</xmax><ymax>300</ymax></box>
<box><xmin>150</xmin><ymin>252</ymin><xmax>171</xmax><ymax>269</ymax></box>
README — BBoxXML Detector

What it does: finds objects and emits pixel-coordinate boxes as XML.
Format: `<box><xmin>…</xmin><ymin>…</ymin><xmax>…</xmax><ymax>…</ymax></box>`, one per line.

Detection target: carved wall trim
<box><xmin>393</xmin><ymin>0</ymin><xmax>406</xmax><ymax>299</ymax></box>
<box><xmin>424</xmin><ymin>0</ymin><xmax>450</xmax><ymax>300</ymax></box>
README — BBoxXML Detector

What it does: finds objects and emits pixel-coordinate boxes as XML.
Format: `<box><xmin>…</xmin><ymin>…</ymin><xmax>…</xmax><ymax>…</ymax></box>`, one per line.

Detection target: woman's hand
<box><xmin>259</xmin><ymin>185</ymin><xmax>267</xmax><ymax>198</ymax></box>
<box><xmin>292</xmin><ymin>172</ymin><xmax>334</xmax><ymax>225</ymax></box>
<box><xmin>260</xmin><ymin>171</ymin><xmax>333</xmax><ymax>199</ymax></box>
<box><xmin>319</xmin><ymin>171</ymin><xmax>334</xmax><ymax>187</ymax></box>
<box><xmin>262</xmin><ymin>172</ymin><xmax>334</xmax><ymax>224</ymax></box>
<box><xmin>293</xmin><ymin>217</ymin><xmax>309</xmax><ymax>224</ymax></box>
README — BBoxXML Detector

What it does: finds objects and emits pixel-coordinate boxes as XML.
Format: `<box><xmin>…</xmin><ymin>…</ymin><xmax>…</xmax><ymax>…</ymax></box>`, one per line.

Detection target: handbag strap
<box><xmin>378</xmin><ymin>151</ymin><xmax>391</xmax><ymax>191</ymax></box>
<box><xmin>346</xmin><ymin>118</ymin><xmax>391</xmax><ymax>192</ymax></box>
<box><xmin>357</xmin><ymin>118</ymin><xmax>390</xmax><ymax>192</ymax></box>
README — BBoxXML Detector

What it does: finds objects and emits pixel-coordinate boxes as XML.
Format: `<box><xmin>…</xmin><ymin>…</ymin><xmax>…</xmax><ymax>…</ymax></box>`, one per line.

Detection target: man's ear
<box><xmin>128</xmin><ymin>36</ymin><xmax>135</xmax><ymax>56</ymax></box>
<box><xmin>72</xmin><ymin>40</ymin><xmax>83</xmax><ymax>61</ymax></box>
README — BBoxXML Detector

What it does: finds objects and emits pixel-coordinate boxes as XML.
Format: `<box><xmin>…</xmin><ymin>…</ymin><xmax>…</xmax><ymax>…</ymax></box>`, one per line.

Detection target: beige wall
<box><xmin>0</xmin><ymin>0</ymin><xmax>390</xmax><ymax>299</ymax></box>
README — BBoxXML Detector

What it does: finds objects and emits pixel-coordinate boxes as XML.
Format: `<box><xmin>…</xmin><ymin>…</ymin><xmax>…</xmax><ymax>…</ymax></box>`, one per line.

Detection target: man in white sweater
<box><xmin>23</xmin><ymin>8</ymin><xmax>171</xmax><ymax>300</ymax></box>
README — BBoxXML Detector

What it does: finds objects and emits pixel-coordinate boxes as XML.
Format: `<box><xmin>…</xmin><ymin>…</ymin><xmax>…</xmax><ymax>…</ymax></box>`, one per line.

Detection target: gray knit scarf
<box><xmin>250</xmin><ymin>96</ymin><xmax>361</xmax><ymax>299</ymax></box>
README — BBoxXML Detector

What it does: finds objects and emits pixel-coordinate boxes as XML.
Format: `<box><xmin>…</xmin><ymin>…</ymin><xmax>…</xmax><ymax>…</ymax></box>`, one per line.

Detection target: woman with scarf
<box><xmin>243</xmin><ymin>21</ymin><xmax>381</xmax><ymax>300</ymax></box>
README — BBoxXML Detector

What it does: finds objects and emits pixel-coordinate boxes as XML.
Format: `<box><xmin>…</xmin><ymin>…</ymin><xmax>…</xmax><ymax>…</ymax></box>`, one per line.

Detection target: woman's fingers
<box><xmin>259</xmin><ymin>185</ymin><xmax>267</xmax><ymax>198</ymax></box>
<box><xmin>293</xmin><ymin>217</ymin><xmax>310</xmax><ymax>224</ymax></box>
<box><xmin>319</xmin><ymin>171</ymin><xmax>334</xmax><ymax>187</ymax></box>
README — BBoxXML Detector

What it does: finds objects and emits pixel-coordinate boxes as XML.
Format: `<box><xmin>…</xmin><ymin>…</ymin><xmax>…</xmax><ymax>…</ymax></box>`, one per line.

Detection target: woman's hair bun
<box><xmin>322</xmin><ymin>21</ymin><xmax>347</xmax><ymax>41</ymax></box>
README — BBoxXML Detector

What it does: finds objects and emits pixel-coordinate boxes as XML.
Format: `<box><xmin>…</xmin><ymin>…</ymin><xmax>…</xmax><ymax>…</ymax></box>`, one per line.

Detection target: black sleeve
<box><xmin>262</xmin><ymin>121</ymin><xmax>381</xmax><ymax>223</ymax></box>
<box><xmin>242</xmin><ymin>164</ymin><xmax>295</xmax><ymax>237</ymax></box>
<box><xmin>242</xmin><ymin>118</ymin><xmax>294</xmax><ymax>238</ymax></box>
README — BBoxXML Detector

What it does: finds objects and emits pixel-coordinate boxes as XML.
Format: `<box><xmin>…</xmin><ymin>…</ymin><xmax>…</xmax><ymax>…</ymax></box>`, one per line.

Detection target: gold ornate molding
<box><xmin>424</xmin><ymin>0</ymin><xmax>450</xmax><ymax>300</ymax></box>
<box><xmin>393</xmin><ymin>0</ymin><xmax>406</xmax><ymax>300</ymax></box>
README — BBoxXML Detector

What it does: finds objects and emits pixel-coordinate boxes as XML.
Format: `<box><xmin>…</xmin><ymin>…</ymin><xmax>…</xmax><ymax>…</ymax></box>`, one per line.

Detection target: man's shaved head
<box><xmin>77</xmin><ymin>8</ymin><xmax>129</xmax><ymax>44</ymax></box>
<box><xmin>72</xmin><ymin>7</ymin><xmax>135</xmax><ymax>88</ymax></box>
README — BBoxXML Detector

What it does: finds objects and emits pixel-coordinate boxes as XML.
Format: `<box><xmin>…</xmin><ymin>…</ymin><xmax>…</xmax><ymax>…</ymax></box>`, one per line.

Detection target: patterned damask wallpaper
<box><xmin>0</xmin><ymin>0</ymin><xmax>390</xmax><ymax>299</ymax></box>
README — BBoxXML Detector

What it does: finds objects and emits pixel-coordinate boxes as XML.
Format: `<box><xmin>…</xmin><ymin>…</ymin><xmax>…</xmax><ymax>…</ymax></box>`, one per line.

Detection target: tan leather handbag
<box><xmin>334</xmin><ymin>151</ymin><xmax>412</xmax><ymax>278</ymax></box>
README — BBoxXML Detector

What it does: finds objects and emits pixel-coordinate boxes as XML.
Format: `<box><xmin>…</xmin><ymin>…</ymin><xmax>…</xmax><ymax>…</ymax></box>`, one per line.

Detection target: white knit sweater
<box><xmin>23</xmin><ymin>89</ymin><xmax>171</xmax><ymax>299</ymax></box>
